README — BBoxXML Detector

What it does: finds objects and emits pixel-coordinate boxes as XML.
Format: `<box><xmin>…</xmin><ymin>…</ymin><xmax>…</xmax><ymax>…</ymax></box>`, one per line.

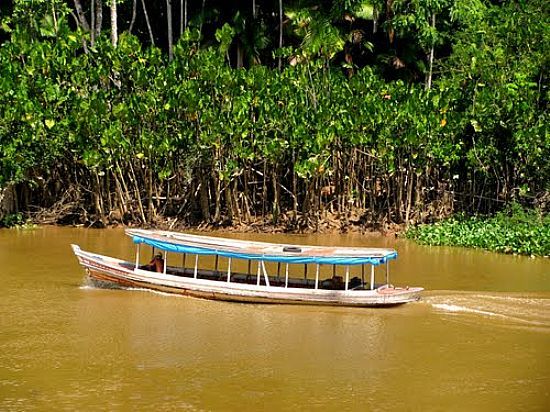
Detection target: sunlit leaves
<box><xmin>0</xmin><ymin>0</ymin><xmax>547</xmax><ymax>226</ymax></box>
<box><xmin>406</xmin><ymin>205</ymin><xmax>550</xmax><ymax>256</ymax></box>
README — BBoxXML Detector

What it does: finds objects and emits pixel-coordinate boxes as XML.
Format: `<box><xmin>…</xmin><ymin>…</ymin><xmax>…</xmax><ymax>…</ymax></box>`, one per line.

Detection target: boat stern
<box><xmin>375</xmin><ymin>285</ymin><xmax>424</xmax><ymax>304</ymax></box>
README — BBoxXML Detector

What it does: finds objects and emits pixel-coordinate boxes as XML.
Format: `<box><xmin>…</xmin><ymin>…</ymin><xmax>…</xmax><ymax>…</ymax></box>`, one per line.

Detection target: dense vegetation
<box><xmin>0</xmin><ymin>1</ymin><xmax>548</xmax><ymax>233</ymax></box>
<box><xmin>406</xmin><ymin>204</ymin><xmax>550</xmax><ymax>256</ymax></box>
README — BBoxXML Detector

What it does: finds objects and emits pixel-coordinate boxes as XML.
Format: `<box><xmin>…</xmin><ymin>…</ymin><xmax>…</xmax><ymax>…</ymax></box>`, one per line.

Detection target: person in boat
<box><xmin>349</xmin><ymin>276</ymin><xmax>363</xmax><ymax>290</ymax></box>
<box><xmin>321</xmin><ymin>275</ymin><xmax>362</xmax><ymax>290</ymax></box>
<box><xmin>322</xmin><ymin>275</ymin><xmax>344</xmax><ymax>290</ymax></box>
<box><xmin>141</xmin><ymin>254</ymin><xmax>164</xmax><ymax>273</ymax></box>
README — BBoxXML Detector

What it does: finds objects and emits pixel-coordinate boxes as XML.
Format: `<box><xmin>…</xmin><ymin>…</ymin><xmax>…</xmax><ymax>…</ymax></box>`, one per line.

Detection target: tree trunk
<box><xmin>129</xmin><ymin>0</ymin><xmax>137</xmax><ymax>33</ymax></box>
<box><xmin>93</xmin><ymin>171</ymin><xmax>105</xmax><ymax>224</ymax></box>
<box><xmin>110</xmin><ymin>0</ymin><xmax>118</xmax><ymax>47</ymax></box>
<box><xmin>198</xmin><ymin>0</ymin><xmax>206</xmax><ymax>48</ymax></box>
<box><xmin>386</xmin><ymin>0</ymin><xmax>395</xmax><ymax>44</ymax></box>
<box><xmin>73</xmin><ymin>0</ymin><xmax>90</xmax><ymax>31</ymax></box>
<box><xmin>0</xmin><ymin>185</ymin><xmax>17</xmax><ymax>221</ymax></box>
<box><xmin>232</xmin><ymin>179</ymin><xmax>242</xmax><ymax>222</ymax></box>
<box><xmin>105</xmin><ymin>171</ymin><xmax>112</xmax><ymax>213</ymax></box>
<box><xmin>242</xmin><ymin>168</ymin><xmax>252</xmax><ymax>222</ymax></box>
<box><xmin>69</xmin><ymin>11</ymin><xmax>89</xmax><ymax>52</ymax></box>
<box><xmin>261</xmin><ymin>160</ymin><xmax>267</xmax><ymax>219</ymax></box>
<box><xmin>292</xmin><ymin>149</ymin><xmax>298</xmax><ymax>222</ymax></box>
<box><xmin>166</xmin><ymin>0</ymin><xmax>173</xmax><ymax>61</ymax></box>
<box><xmin>91</xmin><ymin>0</ymin><xmax>96</xmax><ymax>45</ymax></box>
<box><xmin>236</xmin><ymin>43</ymin><xmax>243</xmax><ymax>68</ymax></box>
<box><xmin>426</xmin><ymin>13</ymin><xmax>436</xmax><ymax>90</ymax></box>
<box><xmin>278</xmin><ymin>0</ymin><xmax>283</xmax><ymax>70</ymax></box>
<box><xmin>113</xmin><ymin>168</ymin><xmax>128</xmax><ymax>216</ymax></box>
<box><xmin>140</xmin><ymin>0</ymin><xmax>155</xmax><ymax>45</ymax></box>
<box><xmin>180</xmin><ymin>0</ymin><xmax>184</xmax><ymax>36</ymax></box>
<box><xmin>128</xmin><ymin>161</ymin><xmax>146</xmax><ymax>223</ymax></box>
<box><xmin>147</xmin><ymin>164</ymin><xmax>154</xmax><ymax>222</ymax></box>
<box><xmin>184</xmin><ymin>0</ymin><xmax>188</xmax><ymax>30</ymax></box>
<box><xmin>224</xmin><ymin>181</ymin><xmax>233</xmax><ymax>222</ymax></box>
<box><xmin>272</xmin><ymin>167</ymin><xmax>279</xmax><ymax>224</ymax></box>
<box><xmin>199</xmin><ymin>173</ymin><xmax>211</xmax><ymax>222</ymax></box>
<box><xmin>212</xmin><ymin>147</ymin><xmax>222</xmax><ymax>222</ymax></box>
<box><xmin>405</xmin><ymin>167</ymin><xmax>414</xmax><ymax>223</ymax></box>
<box><xmin>95</xmin><ymin>0</ymin><xmax>103</xmax><ymax>39</ymax></box>
<box><xmin>180</xmin><ymin>0</ymin><xmax>187</xmax><ymax>37</ymax></box>
<box><xmin>51</xmin><ymin>2</ymin><xmax>58</xmax><ymax>33</ymax></box>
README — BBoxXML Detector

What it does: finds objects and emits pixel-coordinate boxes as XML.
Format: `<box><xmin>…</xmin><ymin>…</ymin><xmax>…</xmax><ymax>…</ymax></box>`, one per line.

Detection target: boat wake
<box><xmin>424</xmin><ymin>291</ymin><xmax>550</xmax><ymax>330</ymax></box>
<box><xmin>431</xmin><ymin>303</ymin><xmax>510</xmax><ymax>318</ymax></box>
<box><xmin>80</xmin><ymin>279</ymin><xmax>188</xmax><ymax>299</ymax></box>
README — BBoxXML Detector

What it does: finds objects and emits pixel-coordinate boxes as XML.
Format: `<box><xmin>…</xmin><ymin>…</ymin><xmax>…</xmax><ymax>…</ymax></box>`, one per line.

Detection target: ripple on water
<box><xmin>424</xmin><ymin>291</ymin><xmax>550</xmax><ymax>330</ymax></box>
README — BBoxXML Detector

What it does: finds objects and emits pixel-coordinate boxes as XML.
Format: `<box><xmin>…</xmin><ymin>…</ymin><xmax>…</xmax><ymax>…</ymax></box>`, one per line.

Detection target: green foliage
<box><xmin>0</xmin><ymin>0</ymin><xmax>547</xmax><ymax>228</ymax></box>
<box><xmin>406</xmin><ymin>205</ymin><xmax>550</xmax><ymax>256</ymax></box>
<box><xmin>286</xmin><ymin>7</ymin><xmax>346</xmax><ymax>61</ymax></box>
<box><xmin>439</xmin><ymin>0</ymin><xmax>550</xmax><ymax>187</ymax></box>
<box><xmin>0</xmin><ymin>212</ymin><xmax>23</xmax><ymax>227</ymax></box>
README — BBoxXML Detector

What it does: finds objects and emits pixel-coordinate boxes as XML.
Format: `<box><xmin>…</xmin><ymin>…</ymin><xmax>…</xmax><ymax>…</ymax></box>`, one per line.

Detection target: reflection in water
<box><xmin>0</xmin><ymin>227</ymin><xmax>549</xmax><ymax>410</ymax></box>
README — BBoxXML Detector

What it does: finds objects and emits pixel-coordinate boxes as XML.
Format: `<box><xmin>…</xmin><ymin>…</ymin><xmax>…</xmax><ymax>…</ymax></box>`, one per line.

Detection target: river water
<box><xmin>0</xmin><ymin>227</ymin><xmax>548</xmax><ymax>411</ymax></box>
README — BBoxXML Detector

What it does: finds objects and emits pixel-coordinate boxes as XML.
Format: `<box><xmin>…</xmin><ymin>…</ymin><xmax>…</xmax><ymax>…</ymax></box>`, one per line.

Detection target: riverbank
<box><xmin>3</xmin><ymin>204</ymin><xmax>548</xmax><ymax>257</ymax></box>
<box><xmin>0</xmin><ymin>208</ymin><xmax>400</xmax><ymax>237</ymax></box>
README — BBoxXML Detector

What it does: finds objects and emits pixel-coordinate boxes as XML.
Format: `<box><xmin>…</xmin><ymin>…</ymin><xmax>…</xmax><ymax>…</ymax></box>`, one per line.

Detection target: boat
<box><xmin>71</xmin><ymin>229</ymin><xmax>423</xmax><ymax>307</ymax></box>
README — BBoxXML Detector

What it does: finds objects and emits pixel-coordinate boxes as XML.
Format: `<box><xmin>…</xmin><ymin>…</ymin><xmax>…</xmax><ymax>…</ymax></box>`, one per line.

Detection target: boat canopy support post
<box><xmin>227</xmin><ymin>257</ymin><xmax>232</xmax><ymax>283</ymax></box>
<box><xmin>256</xmin><ymin>261</ymin><xmax>261</xmax><ymax>286</ymax></box>
<box><xmin>361</xmin><ymin>264</ymin><xmax>365</xmax><ymax>287</ymax></box>
<box><xmin>182</xmin><ymin>253</ymin><xmax>186</xmax><ymax>269</ymax></box>
<box><xmin>163</xmin><ymin>251</ymin><xmax>167</xmax><ymax>274</ymax></box>
<box><xmin>345</xmin><ymin>266</ymin><xmax>350</xmax><ymax>291</ymax></box>
<box><xmin>194</xmin><ymin>255</ymin><xmax>199</xmax><ymax>279</ymax></box>
<box><xmin>285</xmin><ymin>263</ymin><xmax>289</xmax><ymax>288</ymax></box>
<box><xmin>135</xmin><ymin>243</ymin><xmax>140</xmax><ymax>270</ymax></box>
<box><xmin>315</xmin><ymin>264</ymin><xmax>320</xmax><ymax>290</ymax></box>
<box><xmin>370</xmin><ymin>265</ymin><xmax>375</xmax><ymax>290</ymax></box>
<box><xmin>386</xmin><ymin>262</ymin><xmax>390</xmax><ymax>285</ymax></box>
<box><xmin>261</xmin><ymin>261</ymin><xmax>271</xmax><ymax>287</ymax></box>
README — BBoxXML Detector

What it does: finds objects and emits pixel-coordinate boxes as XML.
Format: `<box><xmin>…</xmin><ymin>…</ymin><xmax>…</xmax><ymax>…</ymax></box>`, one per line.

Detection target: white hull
<box><xmin>72</xmin><ymin>245</ymin><xmax>423</xmax><ymax>307</ymax></box>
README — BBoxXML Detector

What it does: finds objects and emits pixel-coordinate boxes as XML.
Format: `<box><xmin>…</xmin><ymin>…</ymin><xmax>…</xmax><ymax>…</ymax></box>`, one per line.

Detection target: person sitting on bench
<box><xmin>141</xmin><ymin>254</ymin><xmax>164</xmax><ymax>273</ymax></box>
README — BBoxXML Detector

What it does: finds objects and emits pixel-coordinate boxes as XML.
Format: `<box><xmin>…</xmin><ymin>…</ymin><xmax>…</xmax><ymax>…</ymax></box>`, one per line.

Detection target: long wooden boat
<box><xmin>72</xmin><ymin>229</ymin><xmax>423</xmax><ymax>307</ymax></box>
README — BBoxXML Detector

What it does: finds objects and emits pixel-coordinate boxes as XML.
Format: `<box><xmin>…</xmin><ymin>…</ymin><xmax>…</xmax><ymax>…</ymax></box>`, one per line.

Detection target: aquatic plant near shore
<box><xmin>0</xmin><ymin>212</ymin><xmax>36</xmax><ymax>229</ymax></box>
<box><xmin>405</xmin><ymin>205</ymin><xmax>550</xmax><ymax>257</ymax></box>
<box><xmin>0</xmin><ymin>212</ymin><xmax>23</xmax><ymax>227</ymax></box>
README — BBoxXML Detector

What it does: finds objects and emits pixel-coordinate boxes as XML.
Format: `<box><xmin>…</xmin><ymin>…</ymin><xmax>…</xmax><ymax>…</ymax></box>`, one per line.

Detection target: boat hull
<box><xmin>72</xmin><ymin>245</ymin><xmax>423</xmax><ymax>307</ymax></box>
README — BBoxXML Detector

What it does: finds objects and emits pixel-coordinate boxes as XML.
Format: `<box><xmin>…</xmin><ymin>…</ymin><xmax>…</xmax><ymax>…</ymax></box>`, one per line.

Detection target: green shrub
<box><xmin>406</xmin><ymin>205</ymin><xmax>550</xmax><ymax>256</ymax></box>
<box><xmin>0</xmin><ymin>212</ymin><xmax>23</xmax><ymax>227</ymax></box>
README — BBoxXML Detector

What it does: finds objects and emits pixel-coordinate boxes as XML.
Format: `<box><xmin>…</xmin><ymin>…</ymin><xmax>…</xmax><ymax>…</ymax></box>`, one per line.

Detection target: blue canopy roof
<box><xmin>129</xmin><ymin>230</ymin><xmax>397</xmax><ymax>266</ymax></box>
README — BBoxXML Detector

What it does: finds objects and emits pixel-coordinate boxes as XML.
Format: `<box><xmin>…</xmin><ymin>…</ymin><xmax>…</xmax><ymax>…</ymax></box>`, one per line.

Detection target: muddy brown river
<box><xmin>1</xmin><ymin>227</ymin><xmax>548</xmax><ymax>410</ymax></box>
